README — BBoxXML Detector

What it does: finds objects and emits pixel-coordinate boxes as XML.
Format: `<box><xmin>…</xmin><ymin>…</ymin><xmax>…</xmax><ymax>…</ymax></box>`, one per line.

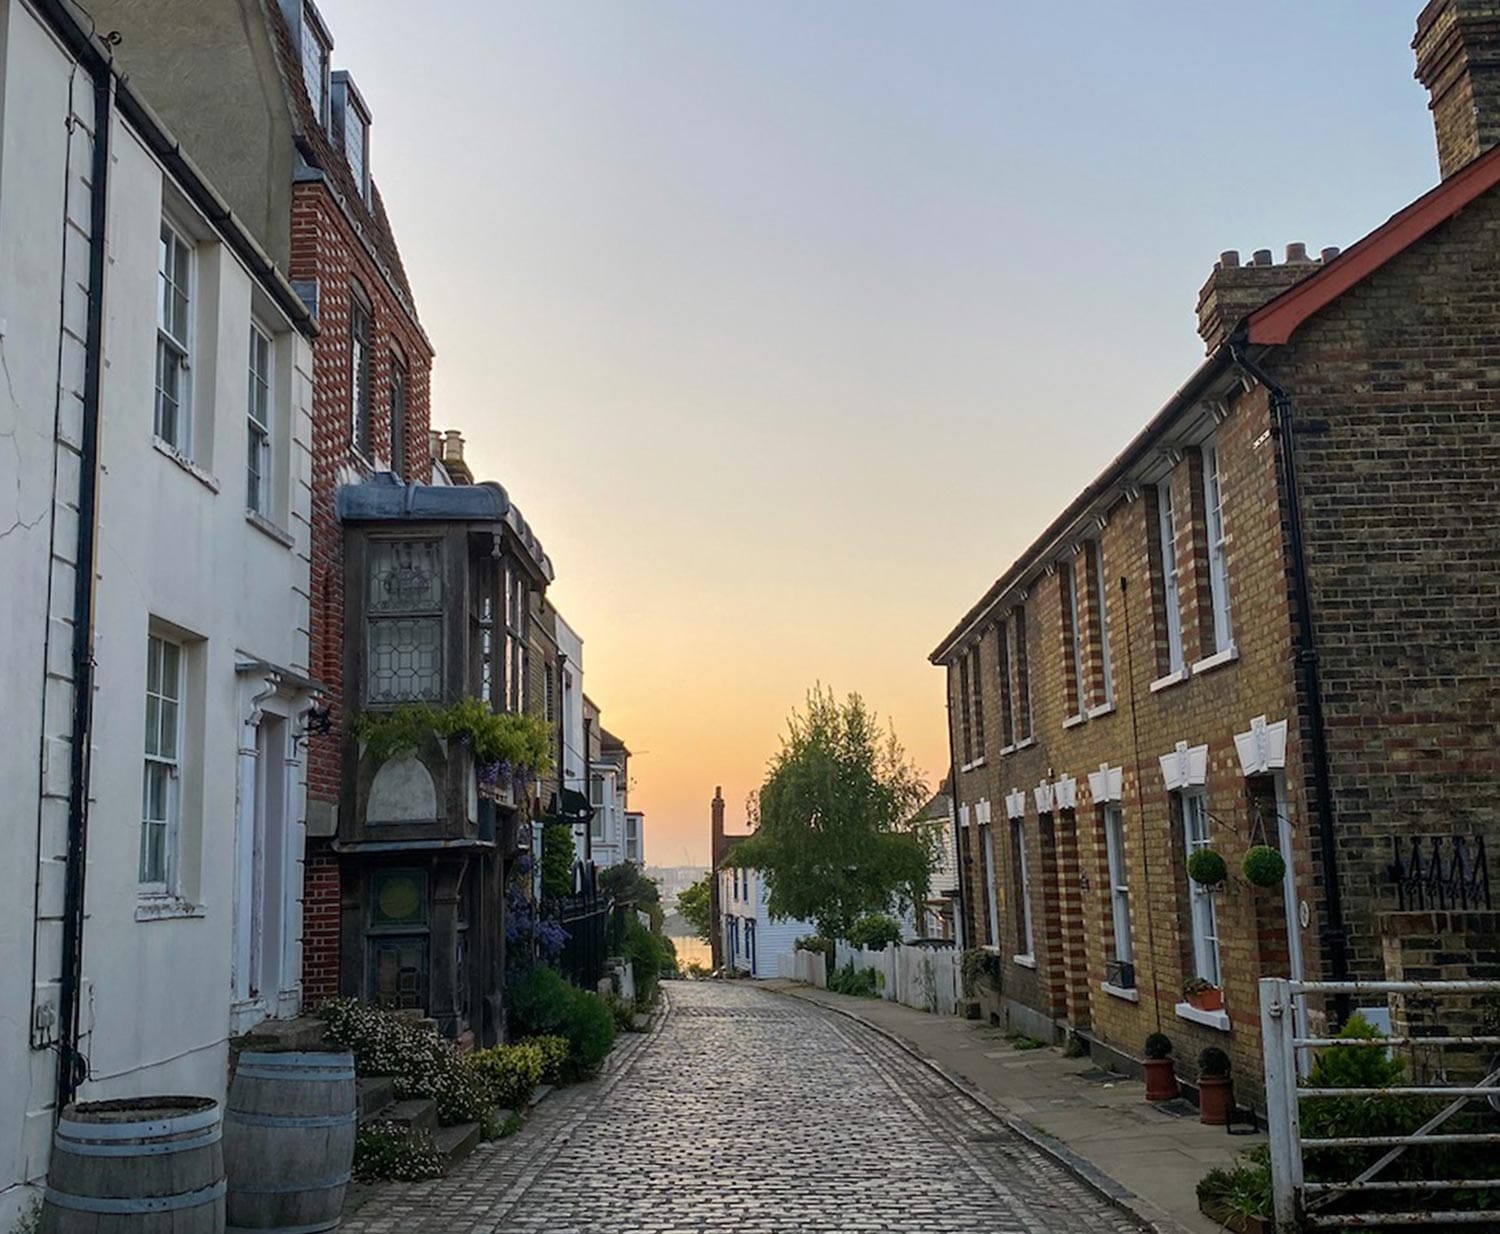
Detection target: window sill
<box><xmin>245</xmin><ymin>509</ymin><xmax>295</xmax><ymax>548</ymax></box>
<box><xmin>962</xmin><ymin>757</ymin><xmax>986</xmax><ymax>772</ymax></box>
<box><xmin>1174</xmin><ymin>1001</ymin><xmax>1231</xmax><ymax>1032</ymax></box>
<box><xmin>1149</xmin><ymin>667</ymin><xmax>1190</xmax><ymax>694</ymax></box>
<box><xmin>1013</xmin><ymin>953</ymin><xmax>1037</xmax><ymax>970</ymax></box>
<box><xmin>135</xmin><ymin>896</ymin><xmax>205</xmax><ymax>923</ymax></box>
<box><xmin>1087</xmin><ymin>701</ymin><xmax>1116</xmax><ymax>720</ymax></box>
<box><xmin>152</xmin><ymin>438</ymin><xmax>220</xmax><ymax>493</ymax></box>
<box><xmin>1191</xmin><ymin>644</ymin><xmax>1239</xmax><ymax>676</ymax></box>
<box><xmin>1013</xmin><ymin>737</ymin><xmax>1036</xmax><ymax>751</ymax></box>
<box><xmin>1101</xmin><ymin>981</ymin><xmax>1140</xmax><ymax>1003</ymax></box>
<box><xmin>1062</xmin><ymin>713</ymin><xmax>1086</xmax><ymax>730</ymax></box>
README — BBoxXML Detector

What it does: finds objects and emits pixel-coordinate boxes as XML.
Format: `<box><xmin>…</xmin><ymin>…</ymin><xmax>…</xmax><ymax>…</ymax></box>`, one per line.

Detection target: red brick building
<box><xmin>932</xmin><ymin>0</ymin><xmax>1500</xmax><ymax>1103</ymax></box>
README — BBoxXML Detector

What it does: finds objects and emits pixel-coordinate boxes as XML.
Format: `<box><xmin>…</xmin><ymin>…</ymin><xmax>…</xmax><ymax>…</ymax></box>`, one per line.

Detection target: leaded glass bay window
<box><xmin>366</xmin><ymin>539</ymin><xmax>444</xmax><ymax>703</ymax></box>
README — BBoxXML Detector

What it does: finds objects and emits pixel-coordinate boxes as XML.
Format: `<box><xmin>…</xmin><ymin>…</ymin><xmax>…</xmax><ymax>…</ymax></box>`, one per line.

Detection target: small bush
<box><xmin>470</xmin><ymin>1042</ymin><xmax>544</xmax><ymax>1111</ymax></box>
<box><xmin>620</xmin><ymin>916</ymin><xmax>675</xmax><ymax>1007</ymax></box>
<box><xmin>827</xmin><ymin>961</ymin><xmax>881</xmax><ymax>998</ymax></box>
<box><xmin>794</xmin><ymin>935</ymin><xmax>835</xmax><ymax>960</ymax></box>
<box><xmin>1199</xmin><ymin>1047</ymin><xmax>1231</xmax><ymax>1077</ymax></box>
<box><xmin>1007</xmin><ymin>1032</ymin><xmax>1047</xmax><ymax>1051</ymax></box>
<box><xmin>508</xmin><ymin>966</ymin><xmax>616</xmax><ymax>1079</ymax></box>
<box><xmin>605</xmin><ymin>992</ymin><xmax>637</xmax><ymax>1033</ymax></box>
<box><xmin>1186</xmin><ymin>848</ymin><xmax>1228</xmax><ymax>886</ymax></box>
<box><xmin>1241</xmin><ymin>844</ymin><xmax>1286</xmax><ymax>888</ymax></box>
<box><xmin>1144</xmin><ymin>1032</ymin><xmax>1174</xmax><ymax>1060</ymax></box>
<box><xmin>493</xmin><ymin>1110</ymin><xmax>524</xmax><ymax>1139</ymax></box>
<box><xmin>353</xmin><ymin>1123</ymin><xmax>446</xmax><ymax>1182</ymax></box>
<box><xmin>517</xmin><ymin>1034</ymin><xmax>569</xmax><ymax>1085</ymax></box>
<box><xmin>1196</xmin><ymin>1149</ymin><xmax>1272</xmax><ymax>1227</ymax></box>
<box><xmin>961</xmin><ymin>948</ymin><xmax>1002</xmax><ymax>995</ymax></box>
<box><xmin>846</xmin><ymin>914</ymin><xmax>903</xmax><ymax>951</ymax></box>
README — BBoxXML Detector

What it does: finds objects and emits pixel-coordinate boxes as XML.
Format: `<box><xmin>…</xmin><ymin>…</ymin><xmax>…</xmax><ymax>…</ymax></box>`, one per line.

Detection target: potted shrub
<box><xmin>1241</xmin><ymin>845</ymin><xmax>1286</xmax><ymax>889</ymax></box>
<box><xmin>1197</xmin><ymin>1047</ymin><xmax>1233</xmax><ymax>1125</ymax></box>
<box><xmin>1186</xmin><ymin>847</ymin><xmax>1228</xmax><ymax>887</ymax></box>
<box><xmin>1182</xmin><ymin>976</ymin><xmax>1224</xmax><ymax>1013</ymax></box>
<box><xmin>1143</xmin><ymin>1032</ymin><xmax>1177</xmax><ymax>1102</ymax></box>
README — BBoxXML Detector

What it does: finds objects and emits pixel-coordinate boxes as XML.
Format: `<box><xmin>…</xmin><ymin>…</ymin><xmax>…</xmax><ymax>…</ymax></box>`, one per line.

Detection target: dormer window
<box><xmin>332</xmin><ymin>72</ymin><xmax>372</xmax><ymax>205</ymax></box>
<box><xmin>300</xmin><ymin>3</ymin><xmax>331</xmax><ymax>126</ymax></box>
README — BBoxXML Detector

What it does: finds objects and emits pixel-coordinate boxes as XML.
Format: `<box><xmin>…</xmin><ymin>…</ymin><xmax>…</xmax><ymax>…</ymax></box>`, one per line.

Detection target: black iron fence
<box><xmin>1390</xmin><ymin>834</ymin><xmax>1492</xmax><ymax>911</ymax></box>
<box><xmin>555</xmin><ymin>889</ymin><xmax>613</xmax><ymax>989</ymax></box>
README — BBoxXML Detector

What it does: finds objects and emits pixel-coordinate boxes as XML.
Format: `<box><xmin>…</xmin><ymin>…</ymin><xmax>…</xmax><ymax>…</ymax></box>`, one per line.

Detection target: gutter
<box><xmin>1228</xmin><ymin>337</ymin><xmax>1351</xmax><ymax>1010</ymax></box>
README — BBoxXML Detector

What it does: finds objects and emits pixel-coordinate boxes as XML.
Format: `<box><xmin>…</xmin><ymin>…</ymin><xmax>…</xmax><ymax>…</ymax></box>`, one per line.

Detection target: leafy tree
<box><xmin>676</xmin><ymin>875</ymin><xmax>714</xmax><ymax>944</ymax></box>
<box><xmin>734</xmin><ymin>687</ymin><xmax>931</xmax><ymax>941</ymax></box>
<box><xmin>540</xmin><ymin>823</ymin><xmax>575</xmax><ymax>901</ymax></box>
<box><xmin>598</xmin><ymin>862</ymin><xmax>660</xmax><ymax>907</ymax></box>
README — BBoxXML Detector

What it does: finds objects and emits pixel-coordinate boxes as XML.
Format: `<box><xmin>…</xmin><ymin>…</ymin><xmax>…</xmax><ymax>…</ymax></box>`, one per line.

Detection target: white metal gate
<box><xmin>1260</xmin><ymin>977</ymin><xmax>1500</xmax><ymax>1229</ymax></box>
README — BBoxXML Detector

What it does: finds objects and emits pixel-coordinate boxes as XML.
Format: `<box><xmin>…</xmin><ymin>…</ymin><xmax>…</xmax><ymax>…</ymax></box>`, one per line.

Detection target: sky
<box><xmin>318</xmin><ymin>1</ymin><xmax>1438</xmax><ymax>866</ymax></box>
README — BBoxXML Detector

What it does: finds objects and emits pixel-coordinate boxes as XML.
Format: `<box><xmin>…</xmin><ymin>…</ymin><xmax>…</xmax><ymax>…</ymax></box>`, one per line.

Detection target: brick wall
<box><xmin>293</xmin><ymin>179</ymin><xmax>434</xmax><ymax>1003</ymax></box>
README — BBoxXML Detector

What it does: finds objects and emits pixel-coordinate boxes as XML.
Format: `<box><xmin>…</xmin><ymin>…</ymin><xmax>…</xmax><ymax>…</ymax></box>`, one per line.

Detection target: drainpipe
<box><xmin>56</xmin><ymin>64</ymin><xmax>112</xmax><ymax>1110</ymax></box>
<box><xmin>942</xmin><ymin>668</ymin><xmax>971</xmax><ymax>950</ymax></box>
<box><xmin>1229</xmin><ymin>338</ymin><xmax>1351</xmax><ymax>1017</ymax></box>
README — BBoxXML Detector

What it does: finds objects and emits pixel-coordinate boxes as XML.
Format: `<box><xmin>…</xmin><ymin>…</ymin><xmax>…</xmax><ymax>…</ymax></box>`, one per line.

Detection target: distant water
<box><xmin>667</xmin><ymin>934</ymin><xmax>712</xmax><ymax>969</ymax></box>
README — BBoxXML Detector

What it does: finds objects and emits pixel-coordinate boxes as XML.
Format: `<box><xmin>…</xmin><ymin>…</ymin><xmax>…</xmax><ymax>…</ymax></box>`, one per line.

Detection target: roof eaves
<box><xmin>929</xmin><ymin>346</ymin><xmax>1233</xmax><ymax>665</ymax></box>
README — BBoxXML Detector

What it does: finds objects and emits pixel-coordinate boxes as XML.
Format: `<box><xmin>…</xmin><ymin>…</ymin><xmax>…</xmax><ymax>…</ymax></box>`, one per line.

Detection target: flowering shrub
<box><xmin>317</xmin><ymin>999</ymin><xmax>491</xmax><ymax>1126</ymax></box>
<box><xmin>470</xmin><ymin>1042</ymin><xmax>544</xmax><ymax>1111</ymax></box>
<box><xmin>518</xmin><ymin>1035</ymin><xmax>570</xmax><ymax>1085</ymax></box>
<box><xmin>505</xmin><ymin>882</ymin><xmax>569</xmax><ymax>963</ymax></box>
<box><xmin>353</xmin><ymin>1123</ymin><xmax>446</xmax><ymax>1182</ymax></box>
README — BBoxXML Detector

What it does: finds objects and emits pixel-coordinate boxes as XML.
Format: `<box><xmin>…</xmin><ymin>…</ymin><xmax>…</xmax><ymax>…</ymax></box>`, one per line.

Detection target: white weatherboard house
<box><xmin>0</xmin><ymin>2</ymin><xmax>316</xmax><ymax>1216</ymax></box>
<box><xmin>718</xmin><ymin>865</ymin><xmax>815</xmax><ymax>979</ymax></box>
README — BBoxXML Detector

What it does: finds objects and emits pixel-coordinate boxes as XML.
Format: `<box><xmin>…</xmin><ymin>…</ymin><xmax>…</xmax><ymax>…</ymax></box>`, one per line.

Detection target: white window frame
<box><xmin>1093</xmin><ymin>542</ymin><xmax>1114</xmax><ymax>708</ymax></box>
<box><xmin>1158</xmin><ymin>482</ymin><xmax>1184</xmax><ymax>673</ymax></box>
<box><xmin>1203</xmin><ymin>442</ymin><xmax>1233</xmax><ymax>653</ymax></box>
<box><xmin>141</xmin><ymin>633</ymin><xmax>183</xmax><ymax>894</ymax></box>
<box><xmin>247</xmin><ymin>322</ymin><xmax>273</xmax><ymax>514</ymax></box>
<box><xmin>155</xmin><ymin>219</ymin><xmax>193</xmax><ymax>452</ymax></box>
<box><xmin>1064</xmin><ymin>557</ymin><xmax>1086</xmax><ymax>716</ymax></box>
<box><xmin>1104</xmin><ymin>804</ymin><xmax>1132</xmax><ymax>967</ymax></box>
<box><xmin>350</xmin><ymin>294</ymin><xmax>372</xmax><ymax>456</ymax></box>
<box><xmin>1010</xmin><ymin>816</ymin><xmax>1034</xmax><ymax>962</ymax></box>
<box><xmin>345</xmin><ymin>99</ymin><xmax>370</xmax><ymax>202</ymax></box>
<box><xmin>1182</xmin><ymin>788</ymin><xmax>1221</xmax><ymax>986</ymax></box>
<box><xmin>301</xmin><ymin>7</ymin><xmax>331</xmax><ymax>127</ymax></box>
<box><xmin>982</xmin><ymin>824</ymin><xmax>999</xmax><ymax>948</ymax></box>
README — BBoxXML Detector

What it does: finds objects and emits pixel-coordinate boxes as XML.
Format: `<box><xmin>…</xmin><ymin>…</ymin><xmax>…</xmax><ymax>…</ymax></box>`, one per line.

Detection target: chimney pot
<box><xmin>1220</xmin><ymin>249</ymin><xmax>1241</xmax><ymax>269</ymax></box>
<box><xmin>1286</xmin><ymin>242</ymin><xmax>1310</xmax><ymax>263</ymax></box>
<box><xmin>1321</xmin><ymin>245</ymin><xmax>1341</xmax><ymax>263</ymax></box>
<box><xmin>1252</xmin><ymin>249</ymin><xmax>1273</xmax><ymax>266</ymax></box>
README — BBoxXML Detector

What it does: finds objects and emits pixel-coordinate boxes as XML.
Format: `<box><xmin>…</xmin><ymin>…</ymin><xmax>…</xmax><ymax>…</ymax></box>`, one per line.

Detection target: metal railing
<box><xmin>1389</xmin><ymin>835</ymin><xmax>1491</xmax><ymax>911</ymax></box>
<box><xmin>1261</xmin><ymin>978</ymin><xmax>1500</xmax><ymax>1230</ymax></box>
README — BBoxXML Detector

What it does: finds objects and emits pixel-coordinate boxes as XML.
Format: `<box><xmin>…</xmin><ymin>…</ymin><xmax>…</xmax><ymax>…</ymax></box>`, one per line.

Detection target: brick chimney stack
<box><xmin>1195</xmin><ymin>244</ymin><xmax>1329</xmax><ymax>354</ymax></box>
<box><xmin>710</xmin><ymin>786</ymin><xmax>726</xmax><ymax>863</ymax></box>
<box><xmin>1415</xmin><ymin>0</ymin><xmax>1500</xmax><ymax>179</ymax></box>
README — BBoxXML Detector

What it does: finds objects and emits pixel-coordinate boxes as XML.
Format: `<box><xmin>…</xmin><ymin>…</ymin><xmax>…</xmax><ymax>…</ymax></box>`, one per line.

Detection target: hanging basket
<box><xmin>1242</xmin><ymin>845</ymin><xmax>1286</xmax><ymax>889</ymax></box>
<box><xmin>1187</xmin><ymin>848</ymin><xmax>1228</xmax><ymax>887</ymax></box>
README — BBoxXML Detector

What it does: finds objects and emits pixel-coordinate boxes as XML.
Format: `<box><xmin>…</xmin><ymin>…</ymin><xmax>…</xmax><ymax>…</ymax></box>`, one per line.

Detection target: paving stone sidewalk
<box><xmin>767</xmin><ymin>980</ymin><xmax>1267</xmax><ymax>1234</ymax></box>
<box><xmin>340</xmin><ymin>980</ymin><xmax>1144</xmax><ymax>1233</ymax></box>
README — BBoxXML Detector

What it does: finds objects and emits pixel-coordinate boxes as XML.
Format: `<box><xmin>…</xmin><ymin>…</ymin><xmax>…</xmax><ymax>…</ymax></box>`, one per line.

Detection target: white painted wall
<box><xmin>0</xmin><ymin>5</ymin><xmax>314</xmax><ymax>1214</ymax></box>
<box><xmin>718</xmin><ymin>866</ymin><xmax>815</xmax><ymax>979</ymax></box>
<box><xmin>554</xmin><ymin>612</ymin><xmax>587</xmax><ymax>863</ymax></box>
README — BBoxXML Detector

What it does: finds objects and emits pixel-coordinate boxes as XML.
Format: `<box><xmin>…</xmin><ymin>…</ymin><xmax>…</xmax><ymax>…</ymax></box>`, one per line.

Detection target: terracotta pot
<box><xmin>1187</xmin><ymin>987</ymin><xmax>1224</xmax><ymax>1013</ymax></box>
<box><xmin>1198</xmin><ymin>1073</ymin><xmax>1233</xmax><ymax>1125</ymax></box>
<box><xmin>1143</xmin><ymin>1057</ymin><xmax>1177</xmax><ymax>1102</ymax></box>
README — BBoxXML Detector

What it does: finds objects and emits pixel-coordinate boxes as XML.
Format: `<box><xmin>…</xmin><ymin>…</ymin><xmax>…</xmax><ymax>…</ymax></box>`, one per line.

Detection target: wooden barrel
<box><xmin>41</xmin><ymin>1096</ymin><xmax>225</xmax><ymax>1233</ymax></box>
<box><xmin>223</xmin><ymin>1049</ymin><xmax>356</xmax><ymax>1233</ymax></box>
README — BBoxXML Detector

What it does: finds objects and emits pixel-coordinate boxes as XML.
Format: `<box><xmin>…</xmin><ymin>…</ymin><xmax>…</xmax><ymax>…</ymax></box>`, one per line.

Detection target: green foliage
<box><xmin>1199</xmin><ymin>1047</ymin><xmax>1231</xmax><ymax>1077</ymax></box>
<box><xmin>619</xmin><ymin>915</ymin><xmax>676</xmax><ymax>1007</ymax></box>
<box><xmin>540</xmin><ymin>822</ymin><xmax>576</xmax><ymax>901</ymax></box>
<box><xmin>676</xmin><ymin>875</ymin><xmax>714</xmax><ymax>944</ymax></box>
<box><xmin>492</xmin><ymin>1110</ymin><xmax>524</xmax><ymax>1140</ymax></box>
<box><xmin>1197</xmin><ymin>1149</ymin><xmax>1272</xmax><ymax>1227</ymax></box>
<box><xmin>598</xmin><ymin>863</ymin><xmax>660</xmax><ymax>907</ymax></box>
<box><xmin>351</xmin><ymin>698</ymin><xmax>553</xmax><ymax>773</ymax></box>
<box><xmin>1186</xmin><ymin>847</ymin><xmax>1228</xmax><ymax>886</ymax></box>
<box><xmin>827</xmin><ymin>961</ymin><xmax>881</xmax><ymax>997</ymax></box>
<box><xmin>1007</xmin><ymin>1032</ymin><xmax>1047</xmax><ymax>1050</ymax></box>
<box><xmin>605</xmin><ymin>992</ymin><xmax>638</xmax><ymax>1032</ymax></box>
<box><xmin>794</xmin><ymin>934</ymin><xmax>835</xmax><ymax>959</ymax></box>
<box><xmin>470</xmin><ymin>1042</ymin><xmax>544</xmax><ymax>1111</ymax></box>
<box><xmin>961</xmin><ymin>948</ymin><xmax>1002</xmax><ymax>995</ymax></box>
<box><xmin>1241</xmin><ymin>844</ymin><xmax>1286</xmax><ymax>888</ymax></box>
<box><xmin>506</xmin><ymin>965</ymin><xmax>617</xmax><ymax>1080</ymax></box>
<box><xmin>846</xmin><ymin>914</ymin><xmax>903</xmax><ymax>951</ymax></box>
<box><xmin>1182</xmin><ymin>976</ymin><xmax>1217</xmax><ymax>997</ymax></box>
<box><xmin>8</xmin><ymin>1197</ymin><xmax>40</xmax><ymax>1234</ymax></box>
<box><xmin>1144</xmin><ymin>1032</ymin><xmax>1174</xmax><ymax>1060</ymax></box>
<box><xmin>353</xmin><ymin>1123</ymin><xmax>446</xmax><ymax>1182</ymax></box>
<box><xmin>733</xmin><ymin>687</ymin><xmax>932</xmax><ymax>940</ymax></box>
<box><xmin>318</xmin><ymin>999</ymin><xmax>490</xmax><ymax>1126</ymax></box>
<box><xmin>517</xmin><ymin>1035</ymin><xmax>570</xmax><ymax>1085</ymax></box>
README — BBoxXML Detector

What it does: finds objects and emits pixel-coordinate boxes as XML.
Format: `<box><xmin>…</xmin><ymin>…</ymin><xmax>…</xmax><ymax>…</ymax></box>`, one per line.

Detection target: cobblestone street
<box><xmin>341</xmin><ymin>981</ymin><xmax>1141</xmax><ymax>1234</ymax></box>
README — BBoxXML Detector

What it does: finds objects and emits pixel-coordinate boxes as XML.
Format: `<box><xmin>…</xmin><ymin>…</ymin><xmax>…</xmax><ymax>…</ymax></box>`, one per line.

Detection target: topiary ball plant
<box><xmin>1187</xmin><ymin>848</ymin><xmax>1228</xmax><ymax>887</ymax></box>
<box><xmin>1242</xmin><ymin>845</ymin><xmax>1286</xmax><ymax>889</ymax></box>
<box><xmin>1199</xmin><ymin>1046</ymin><xmax>1231</xmax><ymax>1077</ymax></box>
<box><xmin>1144</xmin><ymin>1031</ymin><xmax>1174</xmax><ymax>1060</ymax></box>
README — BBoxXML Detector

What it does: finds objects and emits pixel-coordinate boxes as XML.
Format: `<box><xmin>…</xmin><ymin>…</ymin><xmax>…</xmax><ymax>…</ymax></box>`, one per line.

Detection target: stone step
<box><xmin>244</xmin><ymin>1015</ymin><xmax>330</xmax><ymax>1051</ymax></box>
<box><xmin>434</xmin><ymin>1121</ymin><xmax>481</xmax><ymax>1169</ymax></box>
<box><xmin>527</xmin><ymin>1083</ymin><xmax>552</xmax><ymax>1110</ymax></box>
<box><xmin>381</xmin><ymin>1098</ymin><xmax>438</xmax><ymax>1133</ymax></box>
<box><xmin>356</xmin><ymin>1077</ymin><xmax>397</xmax><ymax>1121</ymax></box>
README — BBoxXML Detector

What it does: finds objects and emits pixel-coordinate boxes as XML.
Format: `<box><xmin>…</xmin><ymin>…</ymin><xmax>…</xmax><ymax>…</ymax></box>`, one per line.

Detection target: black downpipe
<box><xmin>57</xmin><ymin>69</ymin><xmax>112</xmax><ymax>1109</ymax></box>
<box><xmin>942</xmin><ymin>671</ymin><xmax>972</xmax><ymax>949</ymax></box>
<box><xmin>1230</xmin><ymin>339</ymin><xmax>1351</xmax><ymax>1018</ymax></box>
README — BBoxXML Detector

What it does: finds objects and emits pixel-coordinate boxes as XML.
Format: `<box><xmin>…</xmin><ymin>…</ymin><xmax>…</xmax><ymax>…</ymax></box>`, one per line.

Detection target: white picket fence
<box><xmin>776</xmin><ymin>949</ymin><xmax>827</xmax><ymax>987</ymax></box>
<box><xmin>833</xmin><ymin>941</ymin><xmax>962</xmax><ymax>1016</ymax></box>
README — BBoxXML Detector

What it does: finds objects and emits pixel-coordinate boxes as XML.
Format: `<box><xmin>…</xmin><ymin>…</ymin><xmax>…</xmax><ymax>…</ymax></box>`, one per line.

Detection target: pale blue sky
<box><xmin>320</xmin><ymin>1</ymin><xmax>1437</xmax><ymax>862</ymax></box>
